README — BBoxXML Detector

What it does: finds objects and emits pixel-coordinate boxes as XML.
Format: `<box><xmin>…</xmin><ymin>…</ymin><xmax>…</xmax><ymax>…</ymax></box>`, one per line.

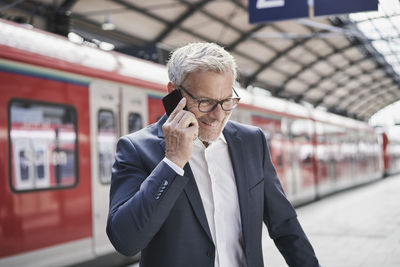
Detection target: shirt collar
<box><xmin>220</xmin><ymin>132</ymin><xmax>227</xmax><ymax>144</ymax></box>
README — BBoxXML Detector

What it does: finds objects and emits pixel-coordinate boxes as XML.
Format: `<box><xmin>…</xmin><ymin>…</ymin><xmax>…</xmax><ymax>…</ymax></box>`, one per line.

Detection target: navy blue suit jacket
<box><xmin>107</xmin><ymin>115</ymin><xmax>319</xmax><ymax>267</ymax></box>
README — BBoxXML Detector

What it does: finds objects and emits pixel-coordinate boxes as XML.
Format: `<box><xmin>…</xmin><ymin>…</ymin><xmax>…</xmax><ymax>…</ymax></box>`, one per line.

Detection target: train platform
<box><xmin>128</xmin><ymin>174</ymin><xmax>400</xmax><ymax>267</ymax></box>
<box><xmin>262</xmin><ymin>174</ymin><xmax>400</xmax><ymax>267</ymax></box>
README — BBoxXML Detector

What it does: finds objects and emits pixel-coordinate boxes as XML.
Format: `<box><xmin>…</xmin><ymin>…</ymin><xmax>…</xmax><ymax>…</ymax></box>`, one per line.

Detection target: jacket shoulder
<box><xmin>226</xmin><ymin>120</ymin><xmax>263</xmax><ymax>137</ymax></box>
<box><xmin>122</xmin><ymin>121</ymin><xmax>160</xmax><ymax>145</ymax></box>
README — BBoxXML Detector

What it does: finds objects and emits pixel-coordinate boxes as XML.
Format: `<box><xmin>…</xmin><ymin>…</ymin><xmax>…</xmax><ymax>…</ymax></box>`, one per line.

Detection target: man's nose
<box><xmin>208</xmin><ymin>103</ymin><xmax>225</xmax><ymax>120</ymax></box>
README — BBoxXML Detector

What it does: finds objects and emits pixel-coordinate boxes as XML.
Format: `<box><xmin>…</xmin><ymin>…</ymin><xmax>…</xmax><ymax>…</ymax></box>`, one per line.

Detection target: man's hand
<box><xmin>162</xmin><ymin>98</ymin><xmax>199</xmax><ymax>169</ymax></box>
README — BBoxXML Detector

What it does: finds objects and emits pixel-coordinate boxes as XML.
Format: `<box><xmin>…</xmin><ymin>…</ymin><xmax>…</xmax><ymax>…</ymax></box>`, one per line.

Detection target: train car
<box><xmin>232</xmin><ymin>90</ymin><xmax>383</xmax><ymax>205</ymax></box>
<box><xmin>381</xmin><ymin>126</ymin><xmax>400</xmax><ymax>176</ymax></box>
<box><xmin>0</xmin><ymin>19</ymin><xmax>167</xmax><ymax>267</ymax></box>
<box><xmin>0</xmin><ymin>19</ymin><xmax>385</xmax><ymax>266</ymax></box>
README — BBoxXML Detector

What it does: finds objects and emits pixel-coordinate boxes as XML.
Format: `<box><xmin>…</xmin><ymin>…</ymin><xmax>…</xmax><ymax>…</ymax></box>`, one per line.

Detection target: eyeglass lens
<box><xmin>199</xmin><ymin>98</ymin><xmax>238</xmax><ymax>112</ymax></box>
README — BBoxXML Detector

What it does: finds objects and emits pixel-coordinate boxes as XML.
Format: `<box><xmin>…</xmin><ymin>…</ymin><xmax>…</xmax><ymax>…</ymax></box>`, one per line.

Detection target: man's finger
<box><xmin>178</xmin><ymin>112</ymin><xmax>197</xmax><ymax>128</ymax></box>
<box><xmin>169</xmin><ymin>109</ymin><xmax>186</xmax><ymax>127</ymax></box>
<box><xmin>168</xmin><ymin>97</ymin><xmax>186</xmax><ymax>121</ymax></box>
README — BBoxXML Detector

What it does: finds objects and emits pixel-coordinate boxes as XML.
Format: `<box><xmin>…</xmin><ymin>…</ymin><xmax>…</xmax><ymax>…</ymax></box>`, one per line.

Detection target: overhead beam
<box><xmin>71</xmin><ymin>13</ymin><xmax>148</xmax><ymax>46</ymax></box>
<box><xmin>111</xmin><ymin>0</ymin><xmax>211</xmax><ymax>44</ymax></box>
<box><xmin>243</xmin><ymin>37</ymin><xmax>311</xmax><ymax>88</ymax></box>
<box><xmin>356</xmin><ymin>94</ymin><xmax>399</xmax><ymax>120</ymax></box>
<box><xmin>110</xmin><ymin>0</ymin><xmax>295</xmax><ymax>81</ymax></box>
<box><xmin>223</xmin><ymin>0</ymin><xmax>329</xmax><ymax>89</ymax></box>
<box><xmin>347</xmin><ymin>82</ymin><xmax>397</xmax><ymax>111</ymax></box>
<box><xmin>57</xmin><ymin>0</ymin><xmax>79</xmax><ymax>14</ymax></box>
<box><xmin>155</xmin><ymin>0</ymin><xmax>211</xmax><ymax>43</ymax></box>
<box><xmin>328</xmin><ymin>79</ymin><xmax>394</xmax><ymax>115</ymax></box>
<box><xmin>309</xmin><ymin>60</ymin><xmax>378</xmax><ymax>107</ymax></box>
<box><xmin>347</xmin><ymin>87</ymin><xmax>398</xmax><ymax>116</ymax></box>
<box><xmin>331</xmin><ymin>76</ymin><xmax>394</xmax><ymax>110</ymax></box>
<box><xmin>286</xmin><ymin>50</ymin><xmax>368</xmax><ymax>103</ymax></box>
<box><xmin>243</xmin><ymin>17</ymin><xmax>359</xmax><ymax>91</ymax></box>
<box><xmin>0</xmin><ymin>0</ymin><xmax>49</xmax><ymax>17</ymax></box>
<box><xmin>333</xmin><ymin>78</ymin><xmax>393</xmax><ymax>111</ymax></box>
<box><xmin>278</xmin><ymin>43</ymin><xmax>357</xmax><ymax>91</ymax></box>
<box><xmin>362</xmin><ymin>97</ymin><xmax>400</xmax><ymax>119</ymax></box>
<box><xmin>360</xmin><ymin>100</ymin><xmax>394</xmax><ymax>120</ymax></box>
<box><xmin>174</xmin><ymin>0</ymin><xmax>315</xmax><ymax>86</ymax></box>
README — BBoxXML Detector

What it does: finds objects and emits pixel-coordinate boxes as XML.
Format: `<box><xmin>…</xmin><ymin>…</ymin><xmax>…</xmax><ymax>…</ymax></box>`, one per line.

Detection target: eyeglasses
<box><xmin>178</xmin><ymin>85</ymin><xmax>241</xmax><ymax>113</ymax></box>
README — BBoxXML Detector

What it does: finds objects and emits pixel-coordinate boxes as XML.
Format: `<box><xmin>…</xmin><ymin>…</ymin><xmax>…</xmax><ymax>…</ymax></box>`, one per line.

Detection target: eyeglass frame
<box><xmin>177</xmin><ymin>85</ymin><xmax>241</xmax><ymax>113</ymax></box>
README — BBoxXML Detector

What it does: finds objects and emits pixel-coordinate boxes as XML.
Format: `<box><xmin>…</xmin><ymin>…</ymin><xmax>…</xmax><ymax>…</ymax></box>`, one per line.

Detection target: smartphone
<box><xmin>162</xmin><ymin>89</ymin><xmax>186</xmax><ymax>116</ymax></box>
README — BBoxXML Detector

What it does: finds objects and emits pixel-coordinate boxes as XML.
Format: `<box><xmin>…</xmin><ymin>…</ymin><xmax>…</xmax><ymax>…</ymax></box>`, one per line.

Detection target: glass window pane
<box><xmin>128</xmin><ymin>113</ymin><xmax>143</xmax><ymax>133</ymax></box>
<box><xmin>9</xmin><ymin>100</ymin><xmax>78</xmax><ymax>191</ymax></box>
<box><xmin>98</xmin><ymin>110</ymin><xmax>117</xmax><ymax>184</ymax></box>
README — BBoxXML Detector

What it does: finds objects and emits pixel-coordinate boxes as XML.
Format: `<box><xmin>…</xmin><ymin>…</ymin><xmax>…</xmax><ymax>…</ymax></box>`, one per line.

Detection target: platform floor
<box><xmin>129</xmin><ymin>174</ymin><xmax>400</xmax><ymax>267</ymax></box>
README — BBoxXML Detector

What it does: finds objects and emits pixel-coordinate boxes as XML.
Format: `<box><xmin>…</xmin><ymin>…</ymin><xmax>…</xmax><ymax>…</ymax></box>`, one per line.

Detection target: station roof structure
<box><xmin>1</xmin><ymin>0</ymin><xmax>400</xmax><ymax>121</ymax></box>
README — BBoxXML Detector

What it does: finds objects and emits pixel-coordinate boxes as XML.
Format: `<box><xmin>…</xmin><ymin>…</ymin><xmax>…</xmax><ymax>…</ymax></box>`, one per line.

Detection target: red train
<box><xmin>0</xmin><ymin>19</ymin><xmax>399</xmax><ymax>266</ymax></box>
<box><xmin>380</xmin><ymin>126</ymin><xmax>400</xmax><ymax>176</ymax></box>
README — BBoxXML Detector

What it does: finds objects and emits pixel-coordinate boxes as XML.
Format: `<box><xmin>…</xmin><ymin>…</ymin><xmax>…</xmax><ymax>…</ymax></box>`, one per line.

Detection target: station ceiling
<box><xmin>1</xmin><ymin>0</ymin><xmax>400</xmax><ymax>121</ymax></box>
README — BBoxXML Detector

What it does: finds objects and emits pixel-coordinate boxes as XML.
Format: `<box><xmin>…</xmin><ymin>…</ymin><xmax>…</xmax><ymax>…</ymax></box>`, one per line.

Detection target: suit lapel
<box><xmin>157</xmin><ymin>115</ymin><xmax>167</xmax><ymax>151</ymax></box>
<box><xmin>183</xmin><ymin>165</ymin><xmax>214</xmax><ymax>242</ymax></box>
<box><xmin>157</xmin><ymin>114</ymin><xmax>213</xmax><ymax>242</ymax></box>
<box><xmin>224</xmin><ymin>123</ymin><xmax>250</xmax><ymax>252</ymax></box>
<box><xmin>158</xmin><ymin>118</ymin><xmax>251</xmax><ymax>246</ymax></box>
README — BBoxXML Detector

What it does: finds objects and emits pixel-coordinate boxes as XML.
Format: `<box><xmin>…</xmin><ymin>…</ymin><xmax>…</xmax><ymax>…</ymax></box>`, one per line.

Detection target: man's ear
<box><xmin>167</xmin><ymin>82</ymin><xmax>175</xmax><ymax>94</ymax></box>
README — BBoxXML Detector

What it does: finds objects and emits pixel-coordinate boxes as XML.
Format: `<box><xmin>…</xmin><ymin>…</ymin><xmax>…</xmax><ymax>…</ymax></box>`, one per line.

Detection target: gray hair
<box><xmin>167</xmin><ymin>42</ymin><xmax>237</xmax><ymax>86</ymax></box>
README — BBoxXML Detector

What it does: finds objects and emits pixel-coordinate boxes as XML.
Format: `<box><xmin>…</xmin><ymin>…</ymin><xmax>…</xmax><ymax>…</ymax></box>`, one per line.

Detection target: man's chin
<box><xmin>197</xmin><ymin>117</ymin><xmax>230</xmax><ymax>144</ymax></box>
<box><xmin>198</xmin><ymin>130</ymin><xmax>220</xmax><ymax>144</ymax></box>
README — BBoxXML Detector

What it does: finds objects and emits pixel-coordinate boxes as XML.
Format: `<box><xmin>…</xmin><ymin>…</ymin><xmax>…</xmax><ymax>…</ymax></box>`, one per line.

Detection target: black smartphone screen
<box><xmin>162</xmin><ymin>89</ymin><xmax>186</xmax><ymax>116</ymax></box>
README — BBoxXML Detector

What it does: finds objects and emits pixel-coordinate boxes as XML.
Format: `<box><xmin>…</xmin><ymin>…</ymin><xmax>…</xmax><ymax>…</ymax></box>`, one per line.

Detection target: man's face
<box><xmin>181</xmin><ymin>70</ymin><xmax>234</xmax><ymax>143</ymax></box>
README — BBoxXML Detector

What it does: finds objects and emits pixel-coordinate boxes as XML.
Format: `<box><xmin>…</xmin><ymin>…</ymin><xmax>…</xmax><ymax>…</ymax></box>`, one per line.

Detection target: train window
<box><xmin>19</xmin><ymin>150</ymin><xmax>30</xmax><ymax>180</ymax></box>
<box><xmin>315</xmin><ymin>122</ymin><xmax>326</xmax><ymax>143</ymax></box>
<box><xmin>36</xmin><ymin>150</ymin><xmax>45</xmax><ymax>179</ymax></box>
<box><xmin>98</xmin><ymin>109</ymin><xmax>116</xmax><ymax>184</ymax></box>
<box><xmin>9</xmin><ymin>99</ymin><xmax>78</xmax><ymax>192</ymax></box>
<box><xmin>289</xmin><ymin>119</ymin><xmax>312</xmax><ymax>142</ymax></box>
<box><xmin>128</xmin><ymin>112</ymin><xmax>143</xmax><ymax>133</ymax></box>
<box><xmin>276</xmin><ymin>154</ymin><xmax>284</xmax><ymax>169</ymax></box>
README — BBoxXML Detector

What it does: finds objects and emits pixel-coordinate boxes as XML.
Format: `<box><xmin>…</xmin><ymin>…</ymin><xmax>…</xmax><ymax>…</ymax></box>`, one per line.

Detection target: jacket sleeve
<box><xmin>106</xmin><ymin>136</ymin><xmax>190</xmax><ymax>256</ymax></box>
<box><xmin>259</xmin><ymin>129</ymin><xmax>320</xmax><ymax>267</ymax></box>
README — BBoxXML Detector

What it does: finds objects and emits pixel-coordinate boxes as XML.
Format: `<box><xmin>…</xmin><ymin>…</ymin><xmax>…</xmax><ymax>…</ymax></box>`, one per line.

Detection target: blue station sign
<box><xmin>314</xmin><ymin>0</ymin><xmax>378</xmax><ymax>16</ymax></box>
<box><xmin>249</xmin><ymin>0</ymin><xmax>308</xmax><ymax>23</ymax></box>
<box><xmin>249</xmin><ymin>0</ymin><xmax>378</xmax><ymax>24</ymax></box>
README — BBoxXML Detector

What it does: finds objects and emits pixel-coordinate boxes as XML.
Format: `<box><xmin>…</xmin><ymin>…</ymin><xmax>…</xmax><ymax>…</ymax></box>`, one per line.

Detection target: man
<box><xmin>107</xmin><ymin>42</ymin><xmax>320</xmax><ymax>267</ymax></box>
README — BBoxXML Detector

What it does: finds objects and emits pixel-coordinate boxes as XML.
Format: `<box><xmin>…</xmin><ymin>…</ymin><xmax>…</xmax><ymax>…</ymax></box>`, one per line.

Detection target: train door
<box><xmin>250</xmin><ymin>114</ymin><xmax>288</xmax><ymax>192</ymax></box>
<box><xmin>90</xmin><ymin>81</ymin><xmax>120</xmax><ymax>256</ymax></box>
<box><xmin>90</xmin><ymin>81</ymin><xmax>148</xmax><ymax>256</ymax></box>
<box><xmin>287</xmin><ymin>118</ymin><xmax>316</xmax><ymax>204</ymax></box>
<box><xmin>120</xmin><ymin>86</ymin><xmax>148</xmax><ymax>136</ymax></box>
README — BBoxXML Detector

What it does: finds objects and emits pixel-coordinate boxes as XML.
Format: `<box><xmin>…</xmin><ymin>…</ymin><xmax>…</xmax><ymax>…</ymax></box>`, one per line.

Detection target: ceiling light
<box><xmin>102</xmin><ymin>12</ymin><xmax>115</xmax><ymax>31</ymax></box>
<box><xmin>68</xmin><ymin>32</ymin><xmax>84</xmax><ymax>44</ymax></box>
<box><xmin>102</xmin><ymin>21</ymin><xmax>115</xmax><ymax>31</ymax></box>
<box><xmin>99</xmin><ymin>41</ymin><xmax>115</xmax><ymax>51</ymax></box>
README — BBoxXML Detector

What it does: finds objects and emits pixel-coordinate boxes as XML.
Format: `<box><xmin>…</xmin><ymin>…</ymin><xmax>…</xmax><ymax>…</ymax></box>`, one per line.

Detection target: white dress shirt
<box><xmin>163</xmin><ymin>134</ymin><xmax>246</xmax><ymax>267</ymax></box>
